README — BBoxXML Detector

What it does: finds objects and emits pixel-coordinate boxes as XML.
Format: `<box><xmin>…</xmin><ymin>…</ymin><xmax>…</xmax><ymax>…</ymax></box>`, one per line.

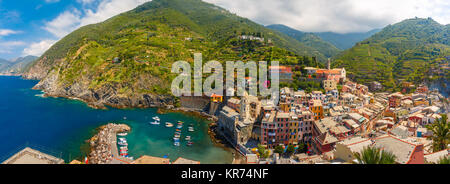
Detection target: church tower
<box><xmin>327</xmin><ymin>58</ymin><xmax>331</xmax><ymax>70</ymax></box>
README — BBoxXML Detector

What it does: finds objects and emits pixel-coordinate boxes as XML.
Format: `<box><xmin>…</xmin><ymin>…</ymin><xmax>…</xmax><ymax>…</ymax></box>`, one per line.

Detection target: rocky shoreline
<box><xmin>88</xmin><ymin>123</ymin><xmax>130</xmax><ymax>164</ymax></box>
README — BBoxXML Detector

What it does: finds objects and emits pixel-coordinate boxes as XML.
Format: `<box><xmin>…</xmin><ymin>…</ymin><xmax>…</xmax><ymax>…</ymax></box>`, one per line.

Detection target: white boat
<box><xmin>188</xmin><ymin>127</ymin><xmax>194</xmax><ymax>132</ymax></box>
<box><xmin>174</xmin><ymin>142</ymin><xmax>180</xmax><ymax>146</ymax></box>
<box><xmin>185</xmin><ymin>136</ymin><xmax>191</xmax><ymax>141</ymax></box>
<box><xmin>173</xmin><ymin>137</ymin><xmax>180</xmax><ymax>141</ymax></box>
<box><xmin>150</xmin><ymin>121</ymin><xmax>160</xmax><ymax>125</ymax></box>
<box><xmin>119</xmin><ymin>138</ymin><xmax>126</xmax><ymax>141</ymax></box>
<box><xmin>120</xmin><ymin>146</ymin><xmax>128</xmax><ymax>150</ymax></box>
<box><xmin>165</xmin><ymin>122</ymin><xmax>174</xmax><ymax>127</ymax></box>
<box><xmin>118</xmin><ymin>142</ymin><xmax>128</xmax><ymax>146</ymax></box>
<box><xmin>117</xmin><ymin>133</ymin><xmax>128</xmax><ymax>136</ymax></box>
<box><xmin>152</xmin><ymin>116</ymin><xmax>160</xmax><ymax>121</ymax></box>
<box><xmin>174</xmin><ymin>134</ymin><xmax>181</xmax><ymax>138</ymax></box>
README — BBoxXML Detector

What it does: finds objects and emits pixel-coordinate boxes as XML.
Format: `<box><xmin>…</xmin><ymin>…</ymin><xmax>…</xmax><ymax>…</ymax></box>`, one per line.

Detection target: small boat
<box><xmin>117</xmin><ymin>133</ymin><xmax>128</xmax><ymax>136</ymax></box>
<box><xmin>185</xmin><ymin>136</ymin><xmax>191</xmax><ymax>141</ymax></box>
<box><xmin>174</xmin><ymin>141</ymin><xmax>180</xmax><ymax>146</ymax></box>
<box><xmin>187</xmin><ymin>141</ymin><xmax>194</xmax><ymax>146</ymax></box>
<box><xmin>174</xmin><ymin>134</ymin><xmax>181</xmax><ymax>138</ymax></box>
<box><xmin>188</xmin><ymin>127</ymin><xmax>194</xmax><ymax>132</ymax></box>
<box><xmin>176</xmin><ymin>125</ymin><xmax>183</xmax><ymax>129</ymax></box>
<box><xmin>173</xmin><ymin>137</ymin><xmax>180</xmax><ymax>141</ymax></box>
<box><xmin>119</xmin><ymin>138</ymin><xmax>126</xmax><ymax>141</ymax></box>
<box><xmin>152</xmin><ymin>116</ymin><xmax>160</xmax><ymax>121</ymax></box>
<box><xmin>165</xmin><ymin>122</ymin><xmax>174</xmax><ymax>127</ymax></box>
<box><xmin>120</xmin><ymin>146</ymin><xmax>128</xmax><ymax>150</ymax></box>
<box><xmin>150</xmin><ymin>121</ymin><xmax>160</xmax><ymax>125</ymax></box>
<box><xmin>118</xmin><ymin>142</ymin><xmax>128</xmax><ymax>146</ymax></box>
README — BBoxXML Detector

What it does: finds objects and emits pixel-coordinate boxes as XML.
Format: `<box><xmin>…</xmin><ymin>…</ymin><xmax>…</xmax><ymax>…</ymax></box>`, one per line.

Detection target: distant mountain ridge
<box><xmin>266</xmin><ymin>24</ymin><xmax>341</xmax><ymax>58</ymax></box>
<box><xmin>315</xmin><ymin>29</ymin><xmax>381</xmax><ymax>50</ymax></box>
<box><xmin>0</xmin><ymin>56</ymin><xmax>38</xmax><ymax>76</ymax></box>
<box><xmin>266</xmin><ymin>24</ymin><xmax>381</xmax><ymax>57</ymax></box>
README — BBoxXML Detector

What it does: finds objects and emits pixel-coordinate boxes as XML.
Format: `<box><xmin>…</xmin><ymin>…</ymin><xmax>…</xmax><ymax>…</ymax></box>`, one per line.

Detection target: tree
<box><xmin>353</xmin><ymin>146</ymin><xmax>397</xmax><ymax>164</ymax></box>
<box><xmin>257</xmin><ymin>144</ymin><xmax>269</xmax><ymax>159</ymax></box>
<box><xmin>274</xmin><ymin>145</ymin><xmax>284</xmax><ymax>155</ymax></box>
<box><xmin>437</xmin><ymin>156</ymin><xmax>449</xmax><ymax>164</ymax></box>
<box><xmin>296</xmin><ymin>143</ymin><xmax>306</xmax><ymax>153</ymax></box>
<box><xmin>286</xmin><ymin>145</ymin><xmax>296</xmax><ymax>156</ymax></box>
<box><xmin>426</xmin><ymin>114</ymin><xmax>449</xmax><ymax>152</ymax></box>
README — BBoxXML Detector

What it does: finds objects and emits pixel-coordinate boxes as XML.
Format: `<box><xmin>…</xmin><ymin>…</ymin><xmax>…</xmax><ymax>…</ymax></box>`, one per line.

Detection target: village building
<box><xmin>2</xmin><ymin>147</ymin><xmax>64</xmax><ymax>164</ymax></box>
<box><xmin>372</xmin><ymin>134</ymin><xmax>424</xmax><ymax>164</ymax></box>
<box><xmin>311</xmin><ymin>118</ymin><xmax>341</xmax><ymax>154</ymax></box>
<box><xmin>334</xmin><ymin>136</ymin><xmax>372</xmax><ymax>163</ymax></box>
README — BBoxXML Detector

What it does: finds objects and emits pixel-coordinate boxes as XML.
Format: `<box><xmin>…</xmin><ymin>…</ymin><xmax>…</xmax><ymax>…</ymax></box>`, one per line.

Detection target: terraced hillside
<box><xmin>24</xmin><ymin>0</ymin><xmax>323</xmax><ymax>108</ymax></box>
<box><xmin>334</xmin><ymin>18</ymin><xmax>449</xmax><ymax>91</ymax></box>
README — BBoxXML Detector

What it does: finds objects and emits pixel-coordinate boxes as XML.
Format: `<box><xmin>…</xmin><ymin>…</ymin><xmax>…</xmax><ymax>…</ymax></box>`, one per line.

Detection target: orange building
<box><xmin>309</xmin><ymin>100</ymin><xmax>324</xmax><ymax>120</ymax></box>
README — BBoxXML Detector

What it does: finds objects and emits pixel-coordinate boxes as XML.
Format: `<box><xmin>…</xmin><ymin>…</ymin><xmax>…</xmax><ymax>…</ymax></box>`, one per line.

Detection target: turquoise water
<box><xmin>0</xmin><ymin>76</ymin><xmax>232</xmax><ymax>163</ymax></box>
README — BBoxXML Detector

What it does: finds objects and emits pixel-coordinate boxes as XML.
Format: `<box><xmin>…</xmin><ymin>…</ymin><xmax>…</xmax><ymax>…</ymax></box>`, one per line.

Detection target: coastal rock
<box><xmin>31</xmin><ymin>68</ymin><xmax>175</xmax><ymax>109</ymax></box>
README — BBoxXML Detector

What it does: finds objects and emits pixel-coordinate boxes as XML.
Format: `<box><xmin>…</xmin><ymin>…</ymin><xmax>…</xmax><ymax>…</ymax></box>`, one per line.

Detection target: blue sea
<box><xmin>0</xmin><ymin>76</ymin><xmax>232</xmax><ymax>163</ymax></box>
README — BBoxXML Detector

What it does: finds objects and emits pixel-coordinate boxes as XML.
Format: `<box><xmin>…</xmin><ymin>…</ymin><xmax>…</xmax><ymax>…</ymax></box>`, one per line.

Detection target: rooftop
<box><xmin>373</xmin><ymin>135</ymin><xmax>420</xmax><ymax>164</ymax></box>
<box><xmin>2</xmin><ymin>147</ymin><xmax>64</xmax><ymax>164</ymax></box>
<box><xmin>338</xmin><ymin>136</ymin><xmax>372</xmax><ymax>153</ymax></box>
<box><xmin>132</xmin><ymin>155</ymin><xmax>170</xmax><ymax>164</ymax></box>
<box><xmin>314</xmin><ymin>118</ymin><xmax>339</xmax><ymax>134</ymax></box>
<box><xmin>172</xmin><ymin>157</ymin><xmax>200</xmax><ymax>164</ymax></box>
<box><xmin>424</xmin><ymin>149</ymin><xmax>449</xmax><ymax>164</ymax></box>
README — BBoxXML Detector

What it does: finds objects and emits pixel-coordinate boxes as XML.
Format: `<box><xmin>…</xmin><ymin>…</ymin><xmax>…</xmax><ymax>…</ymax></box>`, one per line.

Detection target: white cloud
<box><xmin>43</xmin><ymin>10</ymin><xmax>81</xmax><ymax>38</ymax></box>
<box><xmin>22</xmin><ymin>40</ymin><xmax>57</xmax><ymax>56</ymax></box>
<box><xmin>0</xmin><ymin>41</ymin><xmax>26</xmax><ymax>54</ymax></box>
<box><xmin>45</xmin><ymin>0</ymin><xmax>60</xmax><ymax>3</ymax></box>
<box><xmin>0</xmin><ymin>29</ymin><xmax>20</xmax><ymax>37</ymax></box>
<box><xmin>44</xmin><ymin>0</ymin><xmax>151</xmax><ymax>39</ymax></box>
<box><xmin>77</xmin><ymin>0</ymin><xmax>96</xmax><ymax>5</ymax></box>
<box><xmin>205</xmin><ymin>0</ymin><xmax>450</xmax><ymax>33</ymax></box>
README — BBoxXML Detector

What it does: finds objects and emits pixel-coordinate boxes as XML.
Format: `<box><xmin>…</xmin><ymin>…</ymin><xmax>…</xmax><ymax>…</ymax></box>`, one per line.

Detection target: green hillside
<box><xmin>334</xmin><ymin>18</ymin><xmax>450</xmax><ymax>91</ymax></box>
<box><xmin>267</xmin><ymin>24</ymin><xmax>341</xmax><ymax>58</ymax></box>
<box><xmin>24</xmin><ymin>0</ymin><xmax>324</xmax><ymax>107</ymax></box>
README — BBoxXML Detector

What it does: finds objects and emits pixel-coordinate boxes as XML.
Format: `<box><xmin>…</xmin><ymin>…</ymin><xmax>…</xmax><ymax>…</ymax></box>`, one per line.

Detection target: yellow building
<box><xmin>310</xmin><ymin>100</ymin><xmax>324</xmax><ymax>120</ymax></box>
<box><xmin>323</xmin><ymin>80</ymin><xmax>337</xmax><ymax>91</ymax></box>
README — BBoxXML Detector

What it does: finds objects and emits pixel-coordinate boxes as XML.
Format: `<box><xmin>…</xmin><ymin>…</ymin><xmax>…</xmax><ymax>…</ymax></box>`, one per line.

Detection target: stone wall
<box><xmin>180</xmin><ymin>96</ymin><xmax>211</xmax><ymax>111</ymax></box>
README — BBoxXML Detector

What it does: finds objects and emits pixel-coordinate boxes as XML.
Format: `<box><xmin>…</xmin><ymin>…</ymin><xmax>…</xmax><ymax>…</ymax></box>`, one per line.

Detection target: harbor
<box><xmin>88</xmin><ymin>123</ymin><xmax>132</xmax><ymax>164</ymax></box>
<box><xmin>0</xmin><ymin>76</ymin><xmax>233</xmax><ymax>164</ymax></box>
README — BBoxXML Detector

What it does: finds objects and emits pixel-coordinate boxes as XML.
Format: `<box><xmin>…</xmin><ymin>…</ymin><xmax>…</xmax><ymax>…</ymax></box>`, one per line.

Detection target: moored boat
<box><xmin>187</xmin><ymin>141</ymin><xmax>194</xmax><ymax>146</ymax></box>
<box><xmin>152</xmin><ymin>116</ymin><xmax>160</xmax><ymax>121</ymax></box>
<box><xmin>174</xmin><ymin>141</ymin><xmax>180</xmax><ymax>146</ymax></box>
<box><xmin>165</xmin><ymin>122</ymin><xmax>174</xmax><ymax>127</ymax></box>
<box><xmin>150</xmin><ymin>121</ymin><xmax>160</xmax><ymax>125</ymax></box>
<box><xmin>117</xmin><ymin>132</ymin><xmax>128</xmax><ymax>136</ymax></box>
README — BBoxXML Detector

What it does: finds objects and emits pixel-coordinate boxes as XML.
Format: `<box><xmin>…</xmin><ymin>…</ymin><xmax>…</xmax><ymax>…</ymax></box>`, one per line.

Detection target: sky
<box><xmin>0</xmin><ymin>0</ymin><xmax>448</xmax><ymax>59</ymax></box>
